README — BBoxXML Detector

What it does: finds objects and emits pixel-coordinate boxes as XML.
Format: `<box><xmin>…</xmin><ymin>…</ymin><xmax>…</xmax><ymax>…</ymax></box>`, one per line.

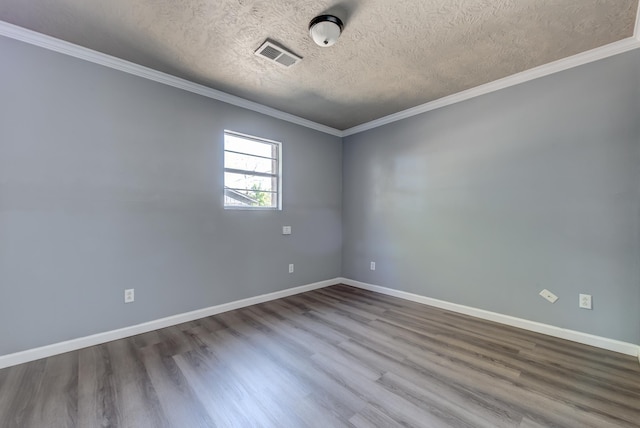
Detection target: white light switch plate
<box><xmin>539</xmin><ymin>289</ymin><xmax>558</xmax><ymax>303</ymax></box>
<box><xmin>282</xmin><ymin>226</ymin><xmax>291</xmax><ymax>235</ymax></box>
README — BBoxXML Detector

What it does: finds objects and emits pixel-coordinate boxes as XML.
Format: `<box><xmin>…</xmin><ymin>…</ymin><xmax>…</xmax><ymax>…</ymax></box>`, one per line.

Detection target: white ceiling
<box><xmin>0</xmin><ymin>0</ymin><xmax>638</xmax><ymax>130</ymax></box>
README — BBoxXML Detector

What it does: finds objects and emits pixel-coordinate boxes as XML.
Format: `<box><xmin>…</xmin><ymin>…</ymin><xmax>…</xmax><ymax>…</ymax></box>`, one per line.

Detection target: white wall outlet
<box><xmin>539</xmin><ymin>289</ymin><xmax>558</xmax><ymax>303</ymax></box>
<box><xmin>282</xmin><ymin>226</ymin><xmax>292</xmax><ymax>235</ymax></box>
<box><xmin>579</xmin><ymin>294</ymin><xmax>592</xmax><ymax>309</ymax></box>
<box><xmin>124</xmin><ymin>288</ymin><xmax>135</xmax><ymax>303</ymax></box>
<box><xmin>370</xmin><ymin>261</ymin><xmax>376</xmax><ymax>271</ymax></box>
<box><xmin>289</xmin><ymin>263</ymin><xmax>294</xmax><ymax>273</ymax></box>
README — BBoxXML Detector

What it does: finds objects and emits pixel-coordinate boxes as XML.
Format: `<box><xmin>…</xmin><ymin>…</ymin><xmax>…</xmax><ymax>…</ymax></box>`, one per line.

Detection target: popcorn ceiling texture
<box><xmin>0</xmin><ymin>0</ymin><xmax>637</xmax><ymax>129</ymax></box>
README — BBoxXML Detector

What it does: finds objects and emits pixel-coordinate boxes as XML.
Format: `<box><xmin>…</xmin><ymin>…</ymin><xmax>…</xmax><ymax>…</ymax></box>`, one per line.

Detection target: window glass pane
<box><xmin>224</xmin><ymin>151</ymin><xmax>275</xmax><ymax>174</ymax></box>
<box><xmin>224</xmin><ymin>188</ymin><xmax>275</xmax><ymax>207</ymax></box>
<box><xmin>225</xmin><ymin>134</ymin><xmax>274</xmax><ymax>158</ymax></box>
<box><xmin>224</xmin><ymin>172</ymin><xmax>275</xmax><ymax>192</ymax></box>
<box><xmin>224</xmin><ymin>131</ymin><xmax>280</xmax><ymax>209</ymax></box>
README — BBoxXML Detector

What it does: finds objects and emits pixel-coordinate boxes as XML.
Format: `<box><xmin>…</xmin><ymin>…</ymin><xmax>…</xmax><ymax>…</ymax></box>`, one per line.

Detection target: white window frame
<box><xmin>223</xmin><ymin>130</ymin><xmax>282</xmax><ymax>210</ymax></box>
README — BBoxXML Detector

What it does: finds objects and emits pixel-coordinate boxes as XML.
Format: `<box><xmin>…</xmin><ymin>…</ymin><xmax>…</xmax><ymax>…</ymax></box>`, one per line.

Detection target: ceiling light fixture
<box><xmin>309</xmin><ymin>15</ymin><xmax>343</xmax><ymax>47</ymax></box>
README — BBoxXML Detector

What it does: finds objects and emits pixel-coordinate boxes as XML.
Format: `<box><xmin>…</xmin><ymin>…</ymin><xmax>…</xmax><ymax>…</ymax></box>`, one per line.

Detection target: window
<box><xmin>224</xmin><ymin>131</ymin><xmax>281</xmax><ymax>209</ymax></box>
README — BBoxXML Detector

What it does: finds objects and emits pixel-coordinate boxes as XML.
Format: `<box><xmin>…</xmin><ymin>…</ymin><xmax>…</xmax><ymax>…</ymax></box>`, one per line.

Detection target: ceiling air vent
<box><xmin>254</xmin><ymin>40</ymin><xmax>302</xmax><ymax>68</ymax></box>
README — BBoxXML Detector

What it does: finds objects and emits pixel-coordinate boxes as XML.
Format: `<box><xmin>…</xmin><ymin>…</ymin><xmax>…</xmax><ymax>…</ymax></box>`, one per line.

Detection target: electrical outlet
<box><xmin>370</xmin><ymin>261</ymin><xmax>376</xmax><ymax>271</ymax></box>
<box><xmin>289</xmin><ymin>263</ymin><xmax>294</xmax><ymax>273</ymax></box>
<box><xmin>539</xmin><ymin>289</ymin><xmax>558</xmax><ymax>303</ymax></box>
<box><xmin>282</xmin><ymin>226</ymin><xmax>292</xmax><ymax>235</ymax></box>
<box><xmin>124</xmin><ymin>288</ymin><xmax>135</xmax><ymax>303</ymax></box>
<box><xmin>579</xmin><ymin>294</ymin><xmax>592</xmax><ymax>309</ymax></box>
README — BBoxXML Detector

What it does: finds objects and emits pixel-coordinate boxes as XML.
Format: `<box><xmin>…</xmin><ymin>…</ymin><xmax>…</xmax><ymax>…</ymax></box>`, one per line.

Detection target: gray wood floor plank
<box><xmin>77</xmin><ymin>345</ymin><xmax>120</xmax><ymax>428</ymax></box>
<box><xmin>311</xmin><ymin>350</ymin><xmax>452</xmax><ymax>428</ymax></box>
<box><xmin>382</xmin><ymin>307</ymin><xmax>537</xmax><ymax>352</ymax></box>
<box><xmin>293</xmin><ymin>394</ymin><xmax>355</xmax><ymax>428</ymax></box>
<box><xmin>130</xmin><ymin>329</ymin><xmax>163</xmax><ymax>349</ymax></box>
<box><xmin>24</xmin><ymin>352</ymin><xmax>78</xmax><ymax>428</ymax></box>
<box><xmin>378</xmin><ymin>370</ymin><xmax>510</xmax><ymax>428</ymax></box>
<box><xmin>368</xmin><ymin>318</ymin><xmax>526</xmax><ymax>379</ymax></box>
<box><xmin>226</xmin><ymin>316</ymin><xmax>368</xmax><ymax>421</ymax></box>
<box><xmin>339</xmin><ymin>338</ymin><xmax>525</xmax><ymax>427</ymax></box>
<box><xmin>138</xmin><ymin>344</ymin><xmax>216</xmax><ymax>428</ymax></box>
<box><xmin>404</xmin><ymin>351</ymin><xmax>629</xmax><ymax>428</ymax></box>
<box><xmin>105</xmin><ymin>339</ymin><xmax>168</xmax><ymax>428</ymax></box>
<box><xmin>173</xmin><ymin>345</ymin><xmax>255</xmax><ymax>427</ymax></box>
<box><xmin>518</xmin><ymin>345</ymin><xmax>640</xmax><ymax>382</ymax></box>
<box><xmin>208</xmin><ymin>327</ymin><xmax>313</xmax><ymax>400</ymax></box>
<box><xmin>375</xmin><ymin>314</ymin><xmax>640</xmax><ymax>418</ymax></box>
<box><xmin>252</xmin><ymin>301</ymin><xmax>352</xmax><ymax>345</ymax></box>
<box><xmin>0</xmin><ymin>360</ymin><xmax>46</xmax><ymax>428</ymax></box>
<box><xmin>349</xmin><ymin>404</ymin><xmax>407</xmax><ymax>428</ymax></box>
<box><xmin>208</xmin><ymin>325</ymin><xmax>359</xmax><ymax>428</ymax></box>
<box><xmin>518</xmin><ymin>416</ymin><xmax>557</xmax><ymax>428</ymax></box>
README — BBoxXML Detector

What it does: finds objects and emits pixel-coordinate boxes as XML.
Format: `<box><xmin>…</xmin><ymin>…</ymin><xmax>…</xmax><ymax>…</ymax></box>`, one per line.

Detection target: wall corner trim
<box><xmin>0</xmin><ymin>20</ymin><xmax>343</xmax><ymax>138</ymax></box>
<box><xmin>635</xmin><ymin>2</ymin><xmax>640</xmax><ymax>42</ymax></box>
<box><xmin>339</xmin><ymin>278</ymin><xmax>640</xmax><ymax>359</ymax></box>
<box><xmin>0</xmin><ymin>278</ymin><xmax>340</xmax><ymax>370</ymax></box>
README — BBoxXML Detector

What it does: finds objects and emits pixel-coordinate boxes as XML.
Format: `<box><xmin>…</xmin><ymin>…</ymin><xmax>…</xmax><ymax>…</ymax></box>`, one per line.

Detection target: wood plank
<box><xmin>24</xmin><ymin>352</ymin><xmax>78</xmax><ymax>428</ymax></box>
<box><xmin>77</xmin><ymin>345</ymin><xmax>120</xmax><ymax>427</ymax></box>
<box><xmin>339</xmin><ymin>339</ymin><xmax>525</xmax><ymax>427</ymax></box>
<box><xmin>105</xmin><ymin>339</ymin><xmax>168</xmax><ymax>428</ymax></box>
<box><xmin>138</xmin><ymin>344</ymin><xmax>215</xmax><ymax>428</ymax></box>
<box><xmin>172</xmin><ymin>345</ymin><xmax>261</xmax><ymax>427</ymax></box>
<box><xmin>0</xmin><ymin>360</ymin><xmax>46</xmax><ymax>428</ymax></box>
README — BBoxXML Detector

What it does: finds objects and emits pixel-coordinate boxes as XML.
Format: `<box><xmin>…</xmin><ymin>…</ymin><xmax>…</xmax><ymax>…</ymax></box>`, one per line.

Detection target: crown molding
<box><xmin>342</xmin><ymin>37</ymin><xmax>640</xmax><ymax>137</ymax></box>
<box><xmin>2</xmin><ymin>18</ymin><xmax>640</xmax><ymax>139</ymax></box>
<box><xmin>0</xmin><ymin>21</ymin><xmax>344</xmax><ymax>138</ymax></box>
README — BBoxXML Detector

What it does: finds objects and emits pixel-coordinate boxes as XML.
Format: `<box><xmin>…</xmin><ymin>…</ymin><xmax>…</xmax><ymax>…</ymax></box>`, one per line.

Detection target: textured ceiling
<box><xmin>0</xmin><ymin>0</ymin><xmax>637</xmax><ymax>130</ymax></box>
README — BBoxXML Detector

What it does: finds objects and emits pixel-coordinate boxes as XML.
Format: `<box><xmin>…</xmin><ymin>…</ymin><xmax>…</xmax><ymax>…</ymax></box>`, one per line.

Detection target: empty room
<box><xmin>1</xmin><ymin>1</ymin><xmax>640</xmax><ymax>427</ymax></box>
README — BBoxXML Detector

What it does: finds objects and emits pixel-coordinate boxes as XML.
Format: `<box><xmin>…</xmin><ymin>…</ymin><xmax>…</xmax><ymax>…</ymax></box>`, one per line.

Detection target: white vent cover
<box><xmin>254</xmin><ymin>40</ymin><xmax>302</xmax><ymax>68</ymax></box>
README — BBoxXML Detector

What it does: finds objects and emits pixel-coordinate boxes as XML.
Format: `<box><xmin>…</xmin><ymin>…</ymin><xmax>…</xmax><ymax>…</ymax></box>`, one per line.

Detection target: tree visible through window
<box><xmin>224</xmin><ymin>131</ymin><xmax>281</xmax><ymax>209</ymax></box>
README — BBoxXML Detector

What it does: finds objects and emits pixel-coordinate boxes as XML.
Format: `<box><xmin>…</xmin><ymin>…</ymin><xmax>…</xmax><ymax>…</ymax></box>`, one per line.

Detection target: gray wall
<box><xmin>0</xmin><ymin>36</ymin><xmax>342</xmax><ymax>356</ymax></box>
<box><xmin>343</xmin><ymin>50</ymin><xmax>640</xmax><ymax>344</ymax></box>
<box><xmin>2</xmin><ymin>33</ymin><xmax>639</xmax><ymax>357</ymax></box>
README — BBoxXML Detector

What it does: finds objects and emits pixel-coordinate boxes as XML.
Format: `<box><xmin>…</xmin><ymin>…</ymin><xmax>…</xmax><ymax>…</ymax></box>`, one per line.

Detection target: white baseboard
<box><xmin>3</xmin><ymin>277</ymin><xmax>638</xmax><ymax>370</ymax></box>
<box><xmin>339</xmin><ymin>278</ymin><xmax>640</xmax><ymax>358</ymax></box>
<box><xmin>0</xmin><ymin>278</ymin><xmax>339</xmax><ymax>370</ymax></box>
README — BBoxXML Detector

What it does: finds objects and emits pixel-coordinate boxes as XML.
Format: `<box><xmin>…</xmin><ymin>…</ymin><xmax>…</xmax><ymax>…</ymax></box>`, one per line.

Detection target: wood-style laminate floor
<box><xmin>1</xmin><ymin>284</ymin><xmax>639</xmax><ymax>427</ymax></box>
